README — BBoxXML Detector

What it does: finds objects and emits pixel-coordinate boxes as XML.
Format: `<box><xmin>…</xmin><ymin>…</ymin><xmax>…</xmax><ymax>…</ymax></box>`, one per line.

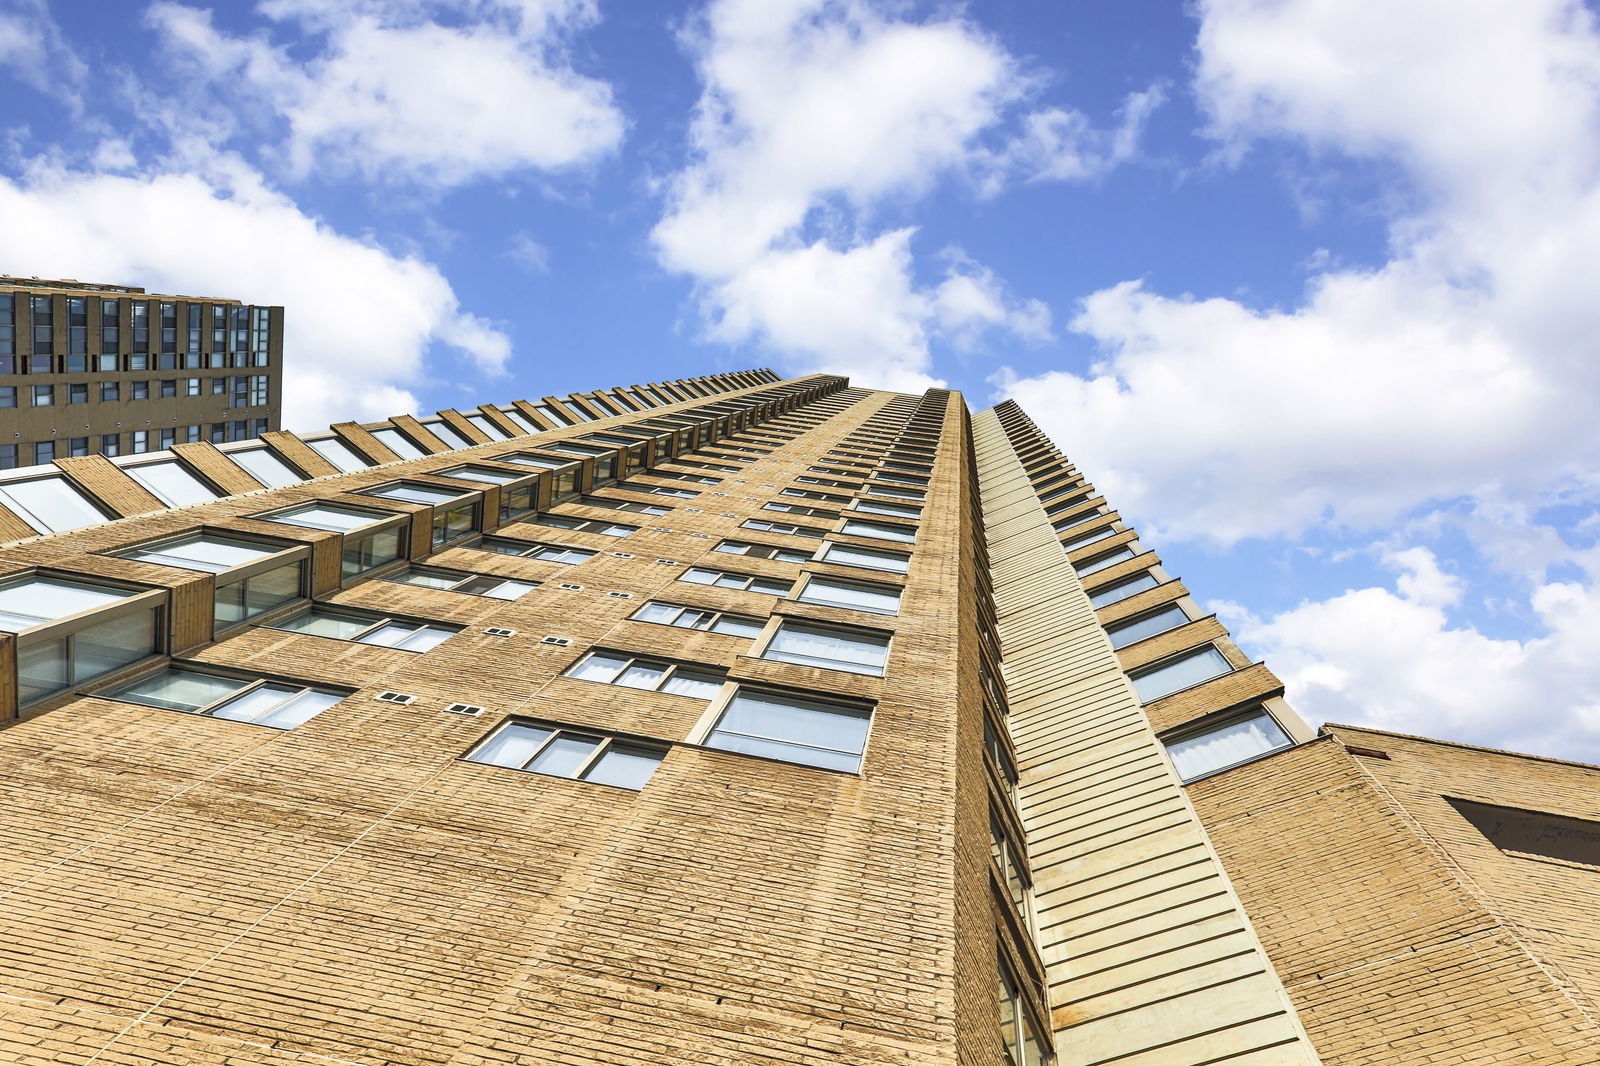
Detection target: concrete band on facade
<box><xmin>0</xmin><ymin>373</ymin><xmax>1595</xmax><ymax>1066</ymax></box>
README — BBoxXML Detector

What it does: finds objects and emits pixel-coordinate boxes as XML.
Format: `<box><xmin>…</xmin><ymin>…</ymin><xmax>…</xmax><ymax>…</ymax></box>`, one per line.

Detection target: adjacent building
<box><xmin>0</xmin><ymin>369</ymin><xmax>1594</xmax><ymax>1066</ymax></box>
<box><xmin>0</xmin><ymin>276</ymin><xmax>282</xmax><ymax>469</ymax></box>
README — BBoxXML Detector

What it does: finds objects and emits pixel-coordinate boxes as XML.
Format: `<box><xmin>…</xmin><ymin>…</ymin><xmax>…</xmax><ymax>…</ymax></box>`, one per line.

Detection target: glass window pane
<box><xmin>750</xmin><ymin>579</ymin><xmax>791</xmax><ymax>595</ymax></box>
<box><xmin>1131</xmin><ymin>646</ymin><xmax>1233</xmax><ymax>703</ymax></box>
<box><xmin>307</xmin><ymin>437</ymin><xmax>369</xmax><ymax>471</ymax></box>
<box><xmin>615</xmin><ymin>662</ymin><xmax>668</xmax><ymax>690</ymax></box>
<box><xmin>1167</xmin><ymin>709</ymin><xmax>1292</xmax><ymax>781</ymax></box>
<box><xmin>388</xmin><ymin>569</ymin><xmax>461</xmax><ymax>590</ymax></box>
<box><xmin>125</xmin><ymin>462</ymin><xmax>219</xmax><ymax>507</ymax></box>
<box><xmin>228</xmin><ymin>447</ymin><xmax>301</xmax><ymax>487</ymax></box>
<box><xmin>840</xmin><ymin>519</ymin><xmax>915</xmax><ymax>543</ymax></box>
<box><xmin>0</xmin><ymin>477</ymin><xmax>108</xmax><ymax>534</ymax></box>
<box><xmin>660</xmin><ymin>669</ymin><xmax>723</xmax><ymax>699</ymax></box>
<box><xmin>681</xmin><ymin>568</ymin><xmax>718</xmax><ymax>585</ymax></box>
<box><xmin>822</xmin><ymin>543</ymin><xmax>909</xmax><ymax>573</ymax></box>
<box><xmin>568</xmin><ymin>652</ymin><xmax>630</xmax><ymax>683</ymax></box>
<box><xmin>581</xmin><ymin>745</ymin><xmax>663</xmax><ymax>790</ymax></box>
<box><xmin>126</xmin><ymin>534</ymin><xmax>277</xmax><ymax>572</ymax></box>
<box><xmin>112</xmin><ymin>668</ymin><xmax>246</xmax><ymax>711</ymax></box>
<box><xmin>706</xmin><ymin>691</ymin><xmax>872</xmax><ymax>772</ymax></box>
<box><xmin>71</xmin><ymin>609</ymin><xmax>158</xmax><ymax>681</ymax></box>
<box><xmin>796</xmin><ymin>577</ymin><xmax>900</xmax><ymax>614</ymax></box>
<box><xmin>343</xmin><ymin>526</ymin><xmax>405</xmax><ymax>578</ymax></box>
<box><xmin>709</xmin><ymin>616</ymin><xmax>763</xmax><ymax>638</ymax></box>
<box><xmin>367</xmin><ymin>483</ymin><xmax>460</xmax><ymax>504</ymax></box>
<box><xmin>240</xmin><ymin>561</ymin><xmax>302</xmax><ymax>619</ymax></box>
<box><xmin>370</xmin><ymin>428</ymin><xmax>426</xmax><ymax>459</ymax></box>
<box><xmin>16</xmin><ymin>638</ymin><xmax>68</xmax><ymax>703</ymax></box>
<box><xmin>765</xmin><ymin>623</ymin><xmax>888</xmax><ymax>674</ymax></box>
<box><xmin>466</xmin><ymin>414</ymin><xmax>510</xmax><ymax>440</ymax></box>
<box><xmin>0</xmin><ymin>577</ymin><xmax>136</xmax><ymax>629</ymax></box>
<box><xmin>527</xmin><ymin>733</ymin><xmax>602</xmax><ymax>777</ymax></box>
<box><xmin>440</xmin><ymin>466</ymin><xmax>519</xmax><ymax>485</ymax></box>
<box><xmin>632</xmin><ymin>602</ymin><xmax>679</xmax><ymax>624</ymax></box>
<box><xmin>1088</xmin><ymin>573</ymin><xmax>1159</xmax><ymax>608</ymax></box>
<box><xmin>274</xmin><ymin>609</ymin><xmax>373</xmax><ymax>640</ymax></box>
<box><xmin>1076</xmin><ymin>547</ymin><xmax>1135</xmax><ymax>576</ymax></box>
<box><xmin>1107</xmin><ymin>604</ymin><xmax>1189</xmax><ymax>650</ymax></box>
<box><xmin>264</xmin><ymin>503</ymin><xmax>382</xmax><ymax>532</ymax></box>
<box><xmin>480</xmin><ymin>579</ymin><xmax>538</xmax><ymax>600</ymax></box>
<box><xmin>208</xmin><ymin>682</ymin><xmax>301</xmax><ymax>721</ymax></box>
<box><xmin>253</xmin><ymin>689</ymin><xmax>341</xmax><ymax>729</ymax></box>
<box><xmin>470</xmin><ymin>722</ymin><xmax>554</xmax><ymax>768</ymax></box>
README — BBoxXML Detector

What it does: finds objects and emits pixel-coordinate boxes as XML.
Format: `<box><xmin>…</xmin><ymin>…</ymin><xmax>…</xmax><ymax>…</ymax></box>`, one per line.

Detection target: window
<box><xmin>306</xmin><ymin>436</ymin><xmax>370</xmax><ymax>472</ymax></box>
<box><xmin>467</xmin><ymin>720</ymin><xmax>665</xmax><ymax>790</ymax></box>
<box><xmin>256</xmin><ymin>503</ymin><xmax>405</xmax><ymax>580</ymax></box>
<box><xmin>258</xmin><ymin>502</ymin><xmax>383</xmax><ymax>534</ymax></box>
<box><xmin>31</xmin><ymin>442</ymin><xmax>54</xmax><ymax>466</ymax></box>
<box><xmin>839</xmin><ymin>518</ymin><xmax>915</xmax><ymax>544</ymax></box>
<box><xmin>120</xmin><ymin>532</ymin><xmax>305</xmax><ymax>628</ymax></box>
<box><xmin>105</xmin><ymin>668</ymin><xmax>343</xmax><ymax>730</ymax></box>
<box><xmin>795</xmin><ymin>576</ymin><xmax>901</xmax><ymax>615</ymax></box>
<box><xmin>564</xmin><ymin>650</ymin><xmax>725</xmax><ymax>699</ymax></box>
<box><xmin>852</xmin><ymin>498</ymin><xmax>921</xmax><ymax>518</ymax></box>
<box><xmin>629</xmin><ymin>601</ymin><xmax>764</xmax><ymax>638</ymax></box>
<box><xmin>762</xmin><ymin>621</ymin><xmax>889</xmax><ymax>675</ymax></box>
<box><xmin>1104</xmin><ymin>603</ymin><xmax>1189</xmax><ymax>650</ymax></box>
<box><xmin>1130</xmin><ymin>645</ymin><xmax>1233</xmax><ymax>703</ymax></box>
<box><xmin>386</xmin><ymin>567</ymin><xmax>539</xmax><ymax>601</ymax></box>
<box><xmin>679</xmin><ymin>567</ymin><xmax>791</xmax><ymax>596</ymax></box>
<box><xmin>531</xmin><ymin>514</ymin><xmax>636</xmax><ymax>538</ymax></box>
<box><xmin>0</xmin><ymin>475</ymin><xmax>109</xmax><ymax>533</ymax></box>
<box><xmin>0</xmin><ymin>574</ymin><xmax>161</xmax><ymax>706</ymax></box>
<box><xmin>0</xmin><ymin>386</ymin><xmax>12</xmax><ymax>408</ymax></box>
<box><xmin>99</xmin><ymin>381</ymin><xmax>119</xmax><ymax>402</ymax></box>
<box><xmin>998</xmin><ymin>957</ymin><xmax>1051</xmax><ymax>1066</ymax></box>
<box><xmin>159</xmin><ymin>379</ymin><xmax>177</xmax><ymax>398</ymax></box>
<box><xmin>131</xmin><ymin>380</ymin><xmax>149</xmax><ymax>400</ymax></box>
<box><xmin>763</xmin><ymin>501</ymin><xmax>837</xmax><ymax>519</ymax></box>
<box><xmin>426</xmin><ymin>420</ymin><xmax>474</xmax><ymax>449</ymax></box>
<box><xmin>476</xmin><ymin>538</ymin><xmax>596</xmax><ymax>565</ymax></box>
<box><xmin>100</xmin><ymin>434</ymin><xmax>120</xmax><ymax>457</ymax></box>
<box><xmin>370</xmin><ymin>427</ymin><xmax>427</xmax><ymax>459</ymax></box>
<box><xmin>865</xmin><ymin>483</ymin><xmax>925</xmax><ymax>500</ymax></box>
<box><xmin>641</xmin><ymin>484</ymin><xmax>698</xmax><ymax>499</ymax></box>
<box><xmin>819</xmin><ymin>542</ymin><xmax>910</xmax><ymax>574</ymax></box>
<box><xmin>465</xmin><ymin>414</ymin><xmax>510</xmax><ymax>440</ymax></box>
<box><xmin>362</xmin><ymin>482</ymin><xmax>479</xmax><ymax>548</ymax></box>
<box><xmin>31</xmin><ymin>384</ymin><xmax>52</xmax><ymax>406</ymax></box>
<box><xmin>1075</xmin><ymin>546</ymin><xmax>1135</xmax><ymax>576</ymax></box>
<box><xmin>703</xmin><ymin>689</ymin><xmax>872</xmax><ymax>773</ymax></box>
<box><xmin>580</xmin><ymin>495</ymin><xmax>670</xmax><ymax>516</ymax></box>
<box><xmin>714</xmin><ymin>540</ymin><xmax>811</xmax><ymax>563</ymax></box>
<box><xmin>123</xmin><ymin>461</ymin><xmax>221</xmax><ymax>507</ymax></box>
<box><xmin>874</xmin><ymin>470</ymin><xmax>928</xmax><ymax>486</ymax></box>
<box><xmin>1165</xmin><ymin>708</ymin><xmax>1292</xmax><ymax>782</ymax></box>
<box><xmin>990</xmin><ymin>808</ymin><xmax>1032</xmax><ymax>917</ymax></box>
<box><xmin>1061</xmin><ymin>526</ymin><xmax>1119</xmax><ymax>552</ymax></box>
<box><xmin>67</xmin><ymin>383</ymin><xmax>88</xmax><ymax>404</ymax></box>
<box><xmin>1448</xmin><ymin>798</ymin><xmax>1600</xmax><ymax>868</ymax></box>
<box><xmin>741</xmin><ymin>518</ymin><xmax>822</xmax><ymax>538</ymax></box>
<box><xmin>227</xmin><ymin>446</ymin><xmax>302</xmax><ymax>488</ymax></box>
<box><xmin>268</xmin><ymin>607</ymin><xmax>457</xmax><ymax>652</ymax></box>
<box><xmin>1088</xmin><ymin>572</ymin><xmax>1159</xmax><ymax>608</ymax></box>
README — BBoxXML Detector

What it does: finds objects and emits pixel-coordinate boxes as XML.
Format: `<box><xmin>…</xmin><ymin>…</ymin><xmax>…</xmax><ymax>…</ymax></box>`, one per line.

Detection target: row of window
<box><xmin>0</xmin><ymin>421</ymin><xmax>272</xmax><ymax>470</ymax></box>
<box><xmin>0</xmin><ymin>375</ymin><xmax>267</xmax><ymax>407</ymax></box>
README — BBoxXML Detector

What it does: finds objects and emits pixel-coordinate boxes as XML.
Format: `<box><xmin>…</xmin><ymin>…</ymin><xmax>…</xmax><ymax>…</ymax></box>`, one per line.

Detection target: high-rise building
<box><xmin>0</xmin><ymin>370</ymin><xmax>1595</xmax><ymax>1066</ymax></box>
<box><xmin>0</xmin><ymin>277</ymin><xmax>283</xmax><ymax>470</ymax></box>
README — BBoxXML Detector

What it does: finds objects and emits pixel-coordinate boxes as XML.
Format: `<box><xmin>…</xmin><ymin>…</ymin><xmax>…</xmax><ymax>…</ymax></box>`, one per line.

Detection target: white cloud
<box><xmin>0</xmin><ymin>154</ymin><xmax>510</xmax><ymax>427</ymax></box>
<box><xmin>978</xmin><ymin>83</ymin><xmax>1166</xmax><ymax>192</ymax></box>
<box><xmin>507</xmin><ymin>231</ymin><xmax>550</xmax><ymax>273</ymax></box>
<box><xmin>1220</xmin><ymin>546</ymin><xmax>1600</xmax><ymax>762</ymax></box>
<box><xmin>655</xmin><ymin>0</ymin><xmax>1136</xmax><ymax>386</ymax></box>
<box><xmin>147</xmin><ymin>0</ymin><xmax>624</xmax><ymax>188</ymax></box>
<box><xmin>0</xmin><ymin>0</ymin><xmax>85</xmax><ymax>103</ymax></box>
<box><xmin>997</xmin><ymin>0</ymin><xmax>1600</xmax><ymax>546</ymax></box>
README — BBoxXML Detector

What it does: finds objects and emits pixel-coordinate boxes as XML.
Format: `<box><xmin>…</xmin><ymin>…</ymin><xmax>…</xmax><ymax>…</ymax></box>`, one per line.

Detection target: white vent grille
<box><xmin>689</xmin><ymin>533</ymin><xmax>710</xmax><ymax>538</ymax></box>
<box><xmin>610</xmin><ymin>551</ymin><xmax>635</xmax><ymax>558</ymax></box>
<box><xmin>484</xmin><ymin>626</ymin><xmax>517</xmax><ymax>637</ymax></box>
<box><xmin>684</xmin><ymin>508</ymin><xmax>704</xmax><ymax>513</ymax></box>
<box><xmin>654</xmin><ymin>558</ymin><xmax>678</xmax><ymax>565</ymax></box>
<box><xmin>540</xmin><ymin>636</ymin><xmax>572</xmax><ymax>646</ymax></box>
<box><xmin>606</xmin><ymin>591</ymin><xmax>634</xmax><ymax>599</ymax></box>
<box><xmin>374</xmin><ymin>691</ymin><xmax>415</xmax><ymax>705</ymax></box>
<box><xmin>651</xmin><ymin>526</ymin><xmax>672</xmax><ymax>532</ymax></box>
<box><xmin>442</xmin><ymin>702</ymin><xmax>485</xmax><ymax>717</ymax></box>
<box><xmin>557</xmin><ymin>582</ymin><xmax>584</xmax><ymax>590</ymax></box>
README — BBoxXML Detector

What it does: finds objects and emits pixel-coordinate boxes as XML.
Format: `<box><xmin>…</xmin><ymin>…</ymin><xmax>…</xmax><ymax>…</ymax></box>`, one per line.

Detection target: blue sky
<box><xmin>3</xmin><ymin>0</ymin><xmax>1599</xmax><ymax>761</ymax></box>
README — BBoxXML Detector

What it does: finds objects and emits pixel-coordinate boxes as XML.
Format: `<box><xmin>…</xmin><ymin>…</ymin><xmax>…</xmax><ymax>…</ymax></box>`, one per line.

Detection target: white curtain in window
<box><xmin>1167</xmin><ymin>711</ymin><xmax>1291</xmax><ymax>781</ymax></box>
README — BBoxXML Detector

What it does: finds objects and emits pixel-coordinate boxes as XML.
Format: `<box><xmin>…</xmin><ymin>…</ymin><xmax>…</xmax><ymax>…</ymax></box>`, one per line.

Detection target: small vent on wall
<box><xmin>557</xmin><ymin>582</ymin><xmax>584</xmax><ymax>590</ymax></box>
<box><xmin>651</xmin><ymin>526</ymin><xmax>672</xmax><ymax>532</ymax></box>
<box><xmin>606</xmin><ymin>591</ymin><xmax>634</xmax><ymax>599</ymax></box>
<box><xmin>442</xmin><ymin>703</ymin><xmax>485</xmax><ymax>717</ymax></box>
<box><xmin>712</xmin><ymin>492</ymin><xmax>729</xmax><ymax>497</ymax></box>
<box><xmin>611</xmin><ymin>551</ymin><xmax>635</xmax><ymax>558</ymax></box>
<box><xmin>374</xmin><ymin>691</ymin><xmax>415</xmax><ymax>705</ymax></box>
<box><xmin>719</xmin><ymin>512</ymin><xmax>736</xmax><ymax>518</ymax></box>
<box><xmin>540</xmin><ymin>636</ymin><xmax>572</xmax><ymax>646</ymax></box>
<box><xmin>654</xmin><ymin>559</ymin><xmax>678</xmax><ymax>565</ymax></box>
<box><xmin>684</xmin><ymin>508</ymin><xmax>704</xmax><ymax>513</ymax></box>
<box><xmin>484</xmin><ymin>626</ymin><xmax>517</xmax><ymax>637</ymax></box>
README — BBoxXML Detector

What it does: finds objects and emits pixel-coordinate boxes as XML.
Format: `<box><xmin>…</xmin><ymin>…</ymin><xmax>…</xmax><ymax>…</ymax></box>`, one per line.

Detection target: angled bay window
<box><xmin>1130</xmin><ymin>645</ymin><xmax>1233</xmax><ymax>704</ymax></box>
<box><xmin>119</xmin><ymin>531</ymin><xmax>305</xmax><ymax>629</ymax></box>
<box><xmin>361</xmin><ymin>482</ymin><xmax>480</xmax><ymax>548</ymax></box>
<box><xmin>542</xmin><ymin>441</ymin><xmax>617</xmax><ymax>481</ymax></box>
<box><xmin>475</xmin><ymin>538</ymin><xmax>595</xmax><ymax>565</ymax></box>
<box><xmin>1074</xmin><ymin>545</ymin><xmax>1136</xmax><ymax>577</ymax></box>
<box><xmin>679</xmin><ymin>567</ymin><xmax>791</xmax><ymax>595</ymax></box>
<box><xmin>223</xmin><ymin>445</ymin><xmax>304</xmax><ymax>488</ymax></box>
<box><xmin>819</xmin><ymin>542</ymin><xmax>911</xmax><ymax>574</ymax></box>
<box><xmin>438</xmin><ymin>464</ymin><xmax>538</xmax><ymax>521</ymax></box>
<box><xmin>103</xmin><ymin>667</ymin><xmax>345</xmax><ymax>730</ymax></box>
<box><xmin>1060</xmin><ymin>526</ymin><xmax>1119</xmax><ymax>552</ymax></box>
<box><xmin>494</xmin><ymin>453</ymin><xmax>582</xmax><ymax>501</ymax></box>
<box><xmin>564</xmin><ymin>650</ymin><xmax>725</xmax><ymax>699</ymax></box>
<box><xmin>369</xmin><ymin>427</ymin><xmax>428</xmax><ymax>460</ymax></box>
<box><xmin>465</xmin><ymin>414</ymin><xmax>511</xmax><ymax>440</ymax></box>
<box><xmin>702</xmin><ymin>688</ymin><xmax>872</xmax><ymax>773</ymax></box>
<box><xmin>466</xmin><ymin>719</ymin><xmax>665</xmax><ymax>790</ymax></box>
<box><xmin>422</xmin><ymin>419</ymin><xmax>474</xmax><ymax>449</ymax></box>
<box><xmin>794</xmin><ymin>575</ymin><xmax>901</xmax><ymax>615</ymax></box>
<box><xmin>1105</xmin><ymin>603</ymin><xmax>1190</xmax><ymax>650</ymax></box>
<box><xmin>386</xmin><ymin>566</ymin><xmax>539</xmax><ymax>600</ymax></box>
<box><xmin>0</xmin><ymin>574</ymin><xmax>163</xmax><ymax>707</ymax></box>
<box><xmin>1087</xmin><ymin>571</ymin><xmax>1159</xmax><ymax>608</ymax></box>
<box><xmin>256</xmin><ymin>502</ymin><xmax>406</xmax><ymax>580</ymax></box>
<box><xmin>760</xmin><ymin>621</ymin><xmax>889</xmax><ymax>676</ymax></box>
<box><xmin>1164</xmin><ymin>707</ymin><xmax>1293</xmax><ymax>782</ymax></box>
<box><xmin>629</xmin><ymin>601</ymin><xmax>764</xmax><ymax>638</ymax></box>
<box><xmin>267</xmin><ymin>606</ymin><xmax>458</xmax><ymax>652</ymax></box>
<box><xmin>852</xmin><ymin>498</ymin><xmax>921</xmax><ymax>519</ymax></box>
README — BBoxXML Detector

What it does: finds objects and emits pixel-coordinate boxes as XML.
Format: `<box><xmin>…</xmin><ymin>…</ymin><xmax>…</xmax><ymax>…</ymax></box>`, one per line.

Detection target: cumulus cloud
<box><xmin>1218</xmin><ymin>546</ymin><xmax>1600</xmax><ymax>762</ymax></box>
<box><xmin>997</xmin><ymin>0</ymin><xmax>1600</xmax><ymax>545</ymax></box>
<box><xmin>0</xmin><ymin>153</ymin><xmax>510</xmax><ymax>427</ymax></box>
<box><xmin>654</xmin><ymin>0</ymin><xmax>1140</xmax><ymax>388</ymax></box>
<box><xmin>147</xmin><ymin>0</ymin><xmax>624</xmax><ymax>188</ymax></box>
